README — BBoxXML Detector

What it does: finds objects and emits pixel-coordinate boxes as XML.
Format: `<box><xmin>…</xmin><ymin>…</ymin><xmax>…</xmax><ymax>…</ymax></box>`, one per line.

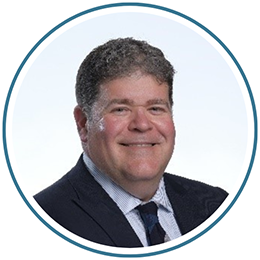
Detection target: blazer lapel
<box><xmin>164</xmin><ymin>173</ymin><xmax>209</xmax><ymax>235</ymax></box>
<box><xmin>67</xmin><ymin>156</ymin><xmax>143</xmax><ymax>247</ymax></box>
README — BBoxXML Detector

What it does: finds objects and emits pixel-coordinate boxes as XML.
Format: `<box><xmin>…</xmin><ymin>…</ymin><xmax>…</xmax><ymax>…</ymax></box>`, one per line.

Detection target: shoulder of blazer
<box><xmin>164</xmin><ymin>173</ymin><xmax>228</xmax><ymax>235</ymax></box>
<box><xmin>34</xmin><ymin>155</ymin><xmax>143</xmax><ymax>247</ymax></box>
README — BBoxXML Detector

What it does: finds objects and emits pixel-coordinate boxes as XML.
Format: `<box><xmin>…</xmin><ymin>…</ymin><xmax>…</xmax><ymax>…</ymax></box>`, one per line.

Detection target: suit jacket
<box><xmin>34</xmin><ymin>155</ymin><xmax>228</xmax><ymax>247</ymax></box>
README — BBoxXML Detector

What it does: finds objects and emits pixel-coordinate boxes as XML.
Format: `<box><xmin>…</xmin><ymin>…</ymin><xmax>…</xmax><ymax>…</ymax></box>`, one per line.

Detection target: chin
<box><xmin>124</xmin><ymin>165</ymin><xmax>164</xmax><ymax>182</ymax></box>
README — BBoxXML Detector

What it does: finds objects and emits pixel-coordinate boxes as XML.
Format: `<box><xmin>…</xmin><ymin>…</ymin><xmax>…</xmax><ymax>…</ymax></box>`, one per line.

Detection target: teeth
<box><xmin>127</xmin><ymin>144</ymin><xmax>154</xmax><ymax>147</ymax></box>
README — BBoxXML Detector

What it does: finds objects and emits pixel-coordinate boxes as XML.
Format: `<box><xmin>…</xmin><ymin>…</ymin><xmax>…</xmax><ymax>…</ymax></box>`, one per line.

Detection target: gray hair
<box><xmin>75</xmin><ymin>38</ymin><xmax>175</xmax><ymax>119</ymax></box>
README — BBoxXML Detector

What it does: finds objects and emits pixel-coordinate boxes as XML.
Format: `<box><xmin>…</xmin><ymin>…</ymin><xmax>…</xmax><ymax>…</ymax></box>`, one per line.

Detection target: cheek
<box><xmin>90</xmin><ymin>117</ymin><xmax>126</xmax><ymax>145</ymax></box>
<box><xmin>96</xmin><ymin>118</ymin><xmax>105</xmax><ymax>132</ymax></box>
<box><xmin>102</xmin><ymin>116</ymin><xmax>127</xmax><ymax>137</ymax></box>
<box><xmin>168</xmin><ymin>121</ymin><xmax>176</xmax><ymax>138</ymax></box>
<box><xmin>156</xmin><ymin>118</ymin><xmax>176</xmax><ymax>139</ymax></box>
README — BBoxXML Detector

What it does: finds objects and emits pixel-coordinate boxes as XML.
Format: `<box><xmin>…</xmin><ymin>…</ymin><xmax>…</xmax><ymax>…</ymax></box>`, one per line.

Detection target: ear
<box><xmin>74</xmin><ymin>105</ymin><xmax>88</xmax><ymax>143</ymax></box>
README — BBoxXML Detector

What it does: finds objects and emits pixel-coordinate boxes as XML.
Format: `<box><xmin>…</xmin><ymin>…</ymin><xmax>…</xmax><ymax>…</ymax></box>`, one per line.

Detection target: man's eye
<box><xmin>149</xmin><ymin>107</ymin><xmax>166</xmax><ymax>114</ymax></box>
<box><xmin>111</xmin><ymin>107</ymin><xmax>129</xmax><ymax>114</ymax></box>
<box><xmin>116</xmin><ymin>107</ymin><xmax>127</xmax><ymax>112</ymax></box>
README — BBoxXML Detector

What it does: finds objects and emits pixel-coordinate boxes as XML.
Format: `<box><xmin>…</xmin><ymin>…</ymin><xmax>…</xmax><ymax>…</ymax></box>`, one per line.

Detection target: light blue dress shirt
<box><xmin>83</xmin><ymin>153</ymin><xmax>182</xmax><ymax>246</ymax></box>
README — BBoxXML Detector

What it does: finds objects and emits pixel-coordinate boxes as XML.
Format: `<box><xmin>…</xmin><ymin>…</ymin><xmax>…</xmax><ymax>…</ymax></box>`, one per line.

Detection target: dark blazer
<box><xmin>34</xmin><ymin>155</ymin><xmax>228</xmax><ymax>247</ymax></box>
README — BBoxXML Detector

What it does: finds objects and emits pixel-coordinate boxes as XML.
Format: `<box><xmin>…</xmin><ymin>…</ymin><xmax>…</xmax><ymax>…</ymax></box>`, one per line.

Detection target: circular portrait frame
<box><xmin>2</xmin><ymin>2</ymin><xmax>258</xmax><ymax>258</ymax></box>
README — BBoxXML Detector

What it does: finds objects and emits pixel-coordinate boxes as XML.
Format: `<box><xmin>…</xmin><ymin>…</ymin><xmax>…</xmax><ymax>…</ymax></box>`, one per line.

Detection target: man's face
<box><xmin>81</xmin><ymin>72</ymin><xmax>175</xmax><ymax>199</ymax></box>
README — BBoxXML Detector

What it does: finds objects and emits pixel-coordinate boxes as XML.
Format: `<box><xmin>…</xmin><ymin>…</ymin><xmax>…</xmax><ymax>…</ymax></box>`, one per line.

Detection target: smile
<box><xmin>121</xmin><ymin>143</ymin><xmax>156</xmax><ymax>147</ymax></box>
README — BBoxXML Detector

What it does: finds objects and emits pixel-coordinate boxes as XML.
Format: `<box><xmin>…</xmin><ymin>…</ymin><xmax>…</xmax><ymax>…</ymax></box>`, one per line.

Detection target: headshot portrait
<box><xmin>9</xmin><ymin>7</ymin><xmax>250</xmax><ymax>252</ymax></box>
<box><xmin>34</xmin><ymin>37</ymin><xmax>228</xmax><ymax>247</ymax></box>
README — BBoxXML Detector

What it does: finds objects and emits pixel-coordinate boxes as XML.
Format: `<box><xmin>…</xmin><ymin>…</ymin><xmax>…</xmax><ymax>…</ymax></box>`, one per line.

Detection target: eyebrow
<box><xmin>105</xmin><ymin>98</ymin><xmax>171</xmax><ymax>109</ymax></box>
<box><xmin>146</xmin><ymin>99</ymin><xmax>171</xmax><ymax>108</ymax></box>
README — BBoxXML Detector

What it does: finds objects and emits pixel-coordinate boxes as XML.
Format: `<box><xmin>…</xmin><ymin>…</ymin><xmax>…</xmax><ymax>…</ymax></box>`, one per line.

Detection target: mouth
<box><xmin>120</xmin><ymin>143</ymin><xmax>157</xmax><ymax>147</ymax></box>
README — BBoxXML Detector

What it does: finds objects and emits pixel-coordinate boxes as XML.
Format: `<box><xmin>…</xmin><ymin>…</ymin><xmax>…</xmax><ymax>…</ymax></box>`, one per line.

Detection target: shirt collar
<box><xmin>83</xmin><ymin>153</ymin><xmax>172</xmax><ymax>215</ymax></box>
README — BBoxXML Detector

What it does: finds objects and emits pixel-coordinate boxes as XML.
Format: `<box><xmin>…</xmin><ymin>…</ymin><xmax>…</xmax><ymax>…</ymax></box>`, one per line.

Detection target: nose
<box><xmin>128</xmin><ymin>108</ymin><xmax>153</xmax><ymax>132</ymax></box>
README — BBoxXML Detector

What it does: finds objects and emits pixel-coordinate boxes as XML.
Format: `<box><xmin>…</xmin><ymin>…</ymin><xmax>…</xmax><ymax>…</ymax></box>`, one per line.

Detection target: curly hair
<box><xmin>75</xmin><ymin>38</ymin><xmax>175</xmax><ymax>118</ymax></box>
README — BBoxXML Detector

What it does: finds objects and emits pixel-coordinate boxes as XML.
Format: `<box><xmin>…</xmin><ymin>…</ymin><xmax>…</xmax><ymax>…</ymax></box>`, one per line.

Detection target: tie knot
<box><xmin>137</xmin><ymin>201</ymin><xmax>158</xmax><ymax>216</ymax></box>
<box><xmin>136</xmin><ymin>202</ymin><xmax>159</xmax><ymax>232</ymax></box>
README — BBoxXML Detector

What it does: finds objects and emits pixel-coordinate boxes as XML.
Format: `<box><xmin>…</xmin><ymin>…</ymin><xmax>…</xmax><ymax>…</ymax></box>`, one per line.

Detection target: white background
<box><xmin>4</xmin><ymin>1</ymin><xmax>252</xmax><ymax>204</ymax></box>
<box><xmin>8</xmin><ymin>2</ymin><xmax>249</xmax><ymax>196</ymax></box>
<box><xmin>1</xmin><ymin>0</ymin><xmax>259</xmax><ymax>259</ymax></box>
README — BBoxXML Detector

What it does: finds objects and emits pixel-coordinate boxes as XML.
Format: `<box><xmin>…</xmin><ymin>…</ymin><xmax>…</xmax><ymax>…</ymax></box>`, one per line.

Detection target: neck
<box><xmin>114</xmin><ymin>177</ymin><xmax>162</xmax><ymax>202</ymax></box>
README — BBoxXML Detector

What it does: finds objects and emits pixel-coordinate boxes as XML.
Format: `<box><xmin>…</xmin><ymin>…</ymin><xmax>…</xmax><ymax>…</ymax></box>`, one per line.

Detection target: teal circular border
<box><xmin>2</xmin><ymin>2</ymin><xmax>258</xmax><ymax>258</ymax></box>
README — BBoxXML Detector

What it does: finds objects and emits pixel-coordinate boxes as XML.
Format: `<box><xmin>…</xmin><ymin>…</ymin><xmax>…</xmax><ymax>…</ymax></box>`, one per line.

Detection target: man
<box><xmin>34</xmin><ymin>38</ymin><xmax>228</xmax><ymax>247</ymax></box>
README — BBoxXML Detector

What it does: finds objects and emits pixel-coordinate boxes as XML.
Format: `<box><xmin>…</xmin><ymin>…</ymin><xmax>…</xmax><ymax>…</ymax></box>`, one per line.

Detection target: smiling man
<box><xmin>34</xmin><ymin>38</ymin><xmax>228</xmax><ymax>247</ymax></box>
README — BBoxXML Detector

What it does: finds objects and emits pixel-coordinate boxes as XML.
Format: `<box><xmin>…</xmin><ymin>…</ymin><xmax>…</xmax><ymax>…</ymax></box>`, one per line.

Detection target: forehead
<box><xmin>97</xmin><ymin>74</ymin><xmax>170</xmax><ymax>104</ymax></box>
